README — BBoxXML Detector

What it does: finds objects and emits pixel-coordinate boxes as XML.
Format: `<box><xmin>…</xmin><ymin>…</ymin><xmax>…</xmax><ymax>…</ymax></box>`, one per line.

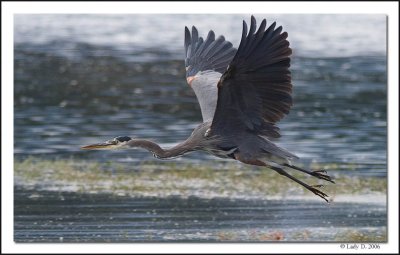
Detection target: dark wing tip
<box><xmin>184</xmin><ymin>26</ymin><xmax>190</xmax><ymax>37</ymax></box>
<box><xmin>242</xmin><ymin>20</ymin><xmax>248</xmax><ymax>36</ymax></box>
<box><xmin>191</xmin><ymin>26</ymin><xmax>199</xmax><ymax>41</ymax></box>
<box><xmin>276</xmin><ymin>26</ymin><xmax>283</xmax><ymax>34</ymax></box>
<box><xmin>254</xmin><ymin>19</ymin><xmax>267</xmax><ymax>38</ymax></box>
<box><xmin>192</xmin><ymin>26</ymin><xmax>198</xmax><ymax>34</ymax></box>
<box><xmin>250</xmin><ymin>15</ymin><xmax>256</xmax><ymax>31</ymax></box>
<box><xmin>207</xmin><ymin>30</ymin><xmax>216</xmax><ymax>40</ymax></box>
<box><xmin>185</xmin><ymin>26</ymin><xmax>190</xmax><ymax>37</ymax></box>
<box><xmin>259</xmin><ymin>19</ymin><xmax>266</xmax><ymax>31</ymax></box>
<box><xmin>239</xmin><ymin>19</ymin><xmax>248</xmax><ymax>48</ymax></box>
<box><xmin>184</xmin><ymin>26</ymin><xmax>191</xmax><ymax>53</ymax></box>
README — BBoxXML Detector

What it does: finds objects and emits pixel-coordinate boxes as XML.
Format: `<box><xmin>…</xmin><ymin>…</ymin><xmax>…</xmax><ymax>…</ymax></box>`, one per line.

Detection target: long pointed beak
<box><xmin>81</xmin><ymin>141</ymin><xmax>116</xmax><ymax>150</ymax></box>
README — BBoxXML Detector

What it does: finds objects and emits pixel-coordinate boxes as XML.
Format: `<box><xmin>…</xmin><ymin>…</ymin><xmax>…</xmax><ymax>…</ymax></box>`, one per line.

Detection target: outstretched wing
<box><xmin>184</xmin><ymin>26</ymin><xmax>237</xmax><ymax>122</ymax></box>
<box><xmin>210</xmin><ymin>16</ymin><xmax>293</xmax><ymax>138</ymax></box>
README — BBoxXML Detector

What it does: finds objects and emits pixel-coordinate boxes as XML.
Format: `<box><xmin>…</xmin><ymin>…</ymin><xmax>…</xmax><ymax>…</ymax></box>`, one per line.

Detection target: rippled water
<box><xmin>13</xmin><ymin>14</ymin><xmax>387</xmax><ymax>242</ymax></box>
<box><xmin>14</xmin><ymin>49</ymin><xmax>387</xmax><ymax>174</ymax></box>
<box><xmin>14</xmin><ymin>187</ymin><xmax>386</xmax><ymax>242</ymax></box>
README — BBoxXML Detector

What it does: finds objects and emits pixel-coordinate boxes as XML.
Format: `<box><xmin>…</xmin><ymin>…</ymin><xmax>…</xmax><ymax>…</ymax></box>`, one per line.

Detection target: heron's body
<box><xmin>82</xmin><ymin>16</ymin><xmax>334</xmax><ymax>202</ymax></box>
<box><xmin>182</xmin><ymin>121</ymin><xmax>295</xmax><ymax>164</ymax></box>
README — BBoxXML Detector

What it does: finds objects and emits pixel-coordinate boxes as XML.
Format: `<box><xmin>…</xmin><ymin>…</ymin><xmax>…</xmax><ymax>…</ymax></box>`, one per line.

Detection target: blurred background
<box><xmin>13</xmin><ymin>14</ymin><xmax>387</xmax><ymax>242</ymax></box>
<box><xmin>14</xmin><ymin>14</ymin><xmax>387</xmax><ymax>176</ymax></box>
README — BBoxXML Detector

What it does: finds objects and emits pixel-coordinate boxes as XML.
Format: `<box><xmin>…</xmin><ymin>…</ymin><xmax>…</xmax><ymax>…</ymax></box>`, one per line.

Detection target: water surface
<box><xmin>13</xmin><ymin>14</ymin><xmax>387</xmax><ymax>242</ymax></box>
<box><xmin>14</xmin><ymin>187</ymin><xmax>386</xmax><ymax>242</ymax></box>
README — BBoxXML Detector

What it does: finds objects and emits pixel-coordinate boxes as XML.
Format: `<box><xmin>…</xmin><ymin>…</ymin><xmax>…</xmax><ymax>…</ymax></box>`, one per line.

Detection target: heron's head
<box><xmin>81</xmin><ymin>136</ymin><xmax>132</xmax><ymax>150</ymax></box>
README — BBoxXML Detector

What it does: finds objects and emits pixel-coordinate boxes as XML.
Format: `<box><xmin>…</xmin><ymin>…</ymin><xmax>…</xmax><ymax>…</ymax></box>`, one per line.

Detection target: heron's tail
<box><xmin>259</xmin><ymin>135</ymin><xmax>299</xmax><ymax>160</ymax></box>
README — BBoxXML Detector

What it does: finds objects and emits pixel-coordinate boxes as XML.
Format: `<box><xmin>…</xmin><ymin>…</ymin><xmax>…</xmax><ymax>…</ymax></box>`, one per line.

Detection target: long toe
<box><xmin>309</xmin><ymin>186</ymin><xmax>329</xmax><ymax>203</ymax></box>
<box><xmin>312</xmin><ymin>170</ymin><xmax>335</xmax><ymax>183</ymax></box>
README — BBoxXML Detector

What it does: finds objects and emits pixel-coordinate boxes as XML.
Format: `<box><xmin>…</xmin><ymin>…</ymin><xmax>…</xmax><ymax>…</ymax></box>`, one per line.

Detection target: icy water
<box><xmin>13</xmin><ymin>14</ymin><xmax>387</xmax><ymax>242</ymax></box>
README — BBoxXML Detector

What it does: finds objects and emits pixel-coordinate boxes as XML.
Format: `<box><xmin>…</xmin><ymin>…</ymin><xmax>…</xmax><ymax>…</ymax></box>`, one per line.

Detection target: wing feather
<box><xmin>184</xmin><ymin>26</ymin><xmax>237</xmax><ymax>77</ymax></box>
<box><xmin>184</xmin><ymin>25</ymin><xmax>237</xmax><ymax>122</ymax></box>
<box><xmin>210</xmin><ymin>16</ymin><xmax>293</xmax><ymax>138</ymax></box>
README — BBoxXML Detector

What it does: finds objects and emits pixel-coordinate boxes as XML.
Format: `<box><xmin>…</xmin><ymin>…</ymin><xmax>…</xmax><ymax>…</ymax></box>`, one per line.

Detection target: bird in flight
<box><xmin>82</xmin><ymin>16</ymin><xmax>334</xmax><ymax>202</ymax></box>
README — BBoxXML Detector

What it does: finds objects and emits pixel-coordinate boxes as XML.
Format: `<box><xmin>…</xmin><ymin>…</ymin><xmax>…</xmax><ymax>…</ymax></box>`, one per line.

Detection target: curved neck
<box><xmin>127</xmin><ymin>139</ymin><xmax>191</xmax><ymax>159</ymax></box>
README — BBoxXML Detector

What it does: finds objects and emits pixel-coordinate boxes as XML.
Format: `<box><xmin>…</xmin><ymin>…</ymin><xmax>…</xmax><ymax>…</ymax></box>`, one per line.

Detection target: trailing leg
<box><xmin>271</xmin><ymin>165</ymin><xmax>329</xmax><ymax>203</ymax></box>
<box><xmin>283</xmin><ymin>163</ymin><xmax>335</xmax><ymax>183</ymax></box>
<box><xmin>234</xmin><ymin>152</ymin><xmax>330</xmax><ymax>203</ymax></box>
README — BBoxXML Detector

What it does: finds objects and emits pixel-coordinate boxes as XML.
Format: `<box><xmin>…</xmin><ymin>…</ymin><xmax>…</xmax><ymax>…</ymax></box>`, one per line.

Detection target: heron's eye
<box><xmin>115</xmin><ymin>136</ymin><xmax>132</xmax><ymax>142</ymax></box>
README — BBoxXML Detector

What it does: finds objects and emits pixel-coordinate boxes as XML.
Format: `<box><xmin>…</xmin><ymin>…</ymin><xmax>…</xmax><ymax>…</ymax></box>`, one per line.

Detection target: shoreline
<box><xmin>14</xmin><ymin>157</ymin><xmax>387</xmax><ymax>204</ymax></box>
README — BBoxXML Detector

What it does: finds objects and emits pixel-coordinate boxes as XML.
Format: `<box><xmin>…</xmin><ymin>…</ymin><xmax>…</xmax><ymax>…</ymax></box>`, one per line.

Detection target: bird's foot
<box><xmin>308</xmin><ymin>185</ymin><xmax>329</xmax><ymax>203</ymax></box>
<box><xmin>311</xmin><ymin>170</ymin><xmax>335</xmax><ymax>183</ymax></box>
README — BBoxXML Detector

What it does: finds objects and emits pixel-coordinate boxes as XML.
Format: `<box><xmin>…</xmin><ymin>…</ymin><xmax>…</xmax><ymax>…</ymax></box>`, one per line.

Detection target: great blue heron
<box><xmin>82</xmin><ymin>16</ymin><xmax>334</xmax><ymax>202</ymax></box>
